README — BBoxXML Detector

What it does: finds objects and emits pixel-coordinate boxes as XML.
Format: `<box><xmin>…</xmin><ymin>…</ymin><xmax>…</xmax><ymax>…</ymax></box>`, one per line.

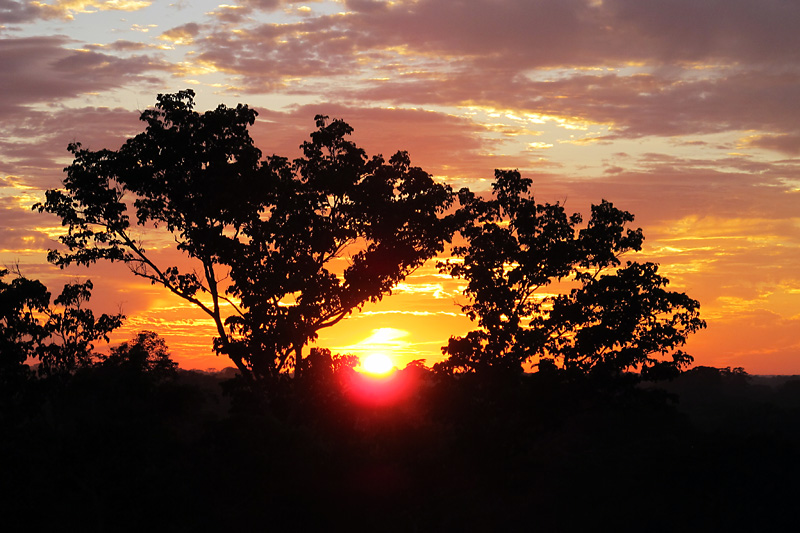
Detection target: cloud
<box><xmin>30</xmin><ymin>0</ymin><xmax>151</xmax><ymax>20</ymax></box>
<box><xmin>238</xmin><ymin>0</ymin><xmax>283</xmax><ymax>11</ymax></box>
<box><xmin>204</xmin><ymin>3</ymin><xmax>252</xmax><ymax>23</ymax></box>
<box><xmin>203</xmin><ymin>0</ymin><xmax>316</xmax><ymax>23</ymax></box>
<box><xmin>1</xmin><ymin>0</ymin><xmax>45</xmax><ymax>23</ymax></box>
<box><xmin>334</xmin><ymin>327</ymin><xmax>418</xmax><ymax>360</ymax></box>
<box><xmin>240</xmin><ymin>0</ymin><xmax>321</xmax><ymax>12</ymax></box>
<box><xmin>689</xmin><ymin>309</ymin><xmax>800</xmax><ymax>374</ymax></box>
<box><xmin>177</xmin><ymin>0</ymin><xmax>800</xmax><ymax>144</ymax></box>
<box><xmin>158</xmin><ymin>22</ymin><xmax>202</xmax><ymax>46</ymax></box>
<box><xmin>0</xmin><ymin>104</ymin><xmax>144</xmax><ymax>191</ymax></box>
<box><xmin>87</xmin><ymin>39</ymin><xmax>157</xmax><ymax>52</ymax></box>
<box><xmin>335</xmin><ymin>0</ymin><xmax>800</xmax><ymax>68</ymax></box>
<box><xmin>348</xmin><ymin>66</ymin><xmax>800</xmax><ymax>141</ymax></box>
<box><xmin>193</xmin><ymin>20</ymin><xmax>364</xmax><ymax>90</ymax></box>
<box><xmin>248</xmin><ymin>103</ymin><xmax>533</xmax><ymax>183</ymax></box>
<box><xmin>0</xmin><ymin>36</ymin><xmax>170</xmax><ymax>115</ymax></box>
<box><xmin>0</xmin><ymin>195</ymin><xmax>54</xmax><ymax>254</ymax></box>
<box><xmin>742</xmin><ymin>134</ymin><xmax>800</xmax><ymax>156</ymax></box>
<box><xmin>0</xmin><ymin>36</ymin><xmax>173</xmax><ymax>184</ymax></box>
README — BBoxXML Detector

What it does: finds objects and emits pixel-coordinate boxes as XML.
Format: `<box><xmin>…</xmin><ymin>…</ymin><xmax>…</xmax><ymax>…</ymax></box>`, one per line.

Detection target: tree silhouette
<box><xmin>102</xmin><ymin>330</ymin><xmax>178</xmax><ymax>382</ymax></box>
<box><xmin>0</xmin><ymin>269</ymin><xmax>123</xmax><ymax>379</ymax></box>
<box><xmin>37</xmin><ymin>90</ymin><xmax>454</xmax><ymax>383</ymax></box>
<box><xmin>36</xmin><ymin>279</ymin><xmax>124</xmax><ymax>377</ymax></box>
<box><xmin>437</xmin><ymin>170</ymin><xmax>705</xmax><ymax>380</ymax></box>
<box><xmin>1</xmin><ymin>268</ymin><xmax>49</xmax><ymax>383</ymax></box>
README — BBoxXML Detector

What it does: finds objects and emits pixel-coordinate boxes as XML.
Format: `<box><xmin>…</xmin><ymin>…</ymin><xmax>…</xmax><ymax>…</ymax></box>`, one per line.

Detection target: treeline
<box><xmin>3</xmin><ymin>345</ymin><xmax>800</xmax><ymax>531</ymax></box>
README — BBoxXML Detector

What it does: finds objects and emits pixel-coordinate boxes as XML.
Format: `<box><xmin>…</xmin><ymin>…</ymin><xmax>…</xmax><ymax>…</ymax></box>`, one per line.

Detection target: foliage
<box><xmin>36</xmin><ymin>90</ymin><xmax>454</xmax><ymax>383</ymax></box>
<box><xmin>304</xmin><ymin>347</ymin><xmax>359</xmax><ymax>376</ymax></box>
<box><xmin>103</xmin><ymin>330</ymin><xmax>178</xmax><ymax>382</ymax></box>
<box><xmin>0</xmin><ymin>268</ymin><xmax>123</xmax><ymax>379</ymax></box>
<box><xmin>436</xmin><ymin>169</ymin><xmax>706</xmax><ymax>380</ymax></box>
<box><xmin>37</xmin><ymin>279</ymin><xmax>124</xmax><ymax>376</ymax></box>
<box><xmin>0</xmin><ymin>268</ymin><xmax>49</xmax><ymax>382</ymax></box>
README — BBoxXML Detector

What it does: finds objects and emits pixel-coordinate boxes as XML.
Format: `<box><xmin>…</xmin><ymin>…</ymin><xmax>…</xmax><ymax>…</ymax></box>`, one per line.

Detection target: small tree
<box><xmin>437</xmin><ymin>170</ymin><xmax>705</xmax><ymax>380</ymax></box>
<box><xmin>37</xmin><ymin>90</ymin><xmax>454</xmax><ymax>383</ymax></box>
<box><xmin>103</xmin><ymin>330</ymin><xmax>178</xmax><ymax>382</ymax></box>
<box><xmin>0</xmin><ymin>269</ymin><xmax>123</xmax><ymax>379</ymax></box>
<box><xmin>0</xmin><ymin>268</ymin><xmax>49</xmax><ymax>383</ymax></box>
<box><xmin>37</xmin><ymin>279</ymin><xmax>124</xmax><ymax>376</ymax></box>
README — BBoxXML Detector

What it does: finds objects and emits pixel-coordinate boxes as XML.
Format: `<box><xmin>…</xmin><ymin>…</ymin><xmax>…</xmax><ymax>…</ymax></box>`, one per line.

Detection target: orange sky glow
<box><xmin>2</xmin><ymin>0</ymin><xmax>799</xmax><ymax>374</ymax></box>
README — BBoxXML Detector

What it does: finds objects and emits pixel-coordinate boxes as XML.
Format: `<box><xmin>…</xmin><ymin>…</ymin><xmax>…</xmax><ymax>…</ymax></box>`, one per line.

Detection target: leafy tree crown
<box><xmin>437</xmin><ymin>170</ymin><xmax>705</xmax><ymax>380</ymax></box>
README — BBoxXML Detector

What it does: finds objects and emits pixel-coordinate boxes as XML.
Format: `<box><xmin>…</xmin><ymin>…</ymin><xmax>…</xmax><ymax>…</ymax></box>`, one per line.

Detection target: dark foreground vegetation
<box><xmin>3</xmin><ymin>361</ymin><xmax>800</xmax><ymax>532</ymax></box>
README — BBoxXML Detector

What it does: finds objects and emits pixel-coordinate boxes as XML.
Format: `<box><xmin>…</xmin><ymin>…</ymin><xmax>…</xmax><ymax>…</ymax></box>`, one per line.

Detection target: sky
<box><xmin>2</xmin><ymin>0</ymin><xmax>799</xmax><ymax>374</ymax></box>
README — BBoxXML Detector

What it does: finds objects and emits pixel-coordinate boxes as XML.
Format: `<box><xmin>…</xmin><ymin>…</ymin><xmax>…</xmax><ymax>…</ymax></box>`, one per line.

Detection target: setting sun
<box><xmin>361</xmin><ymin>353</ymin><xmax>395</xmax><ymax>375</ymax></box>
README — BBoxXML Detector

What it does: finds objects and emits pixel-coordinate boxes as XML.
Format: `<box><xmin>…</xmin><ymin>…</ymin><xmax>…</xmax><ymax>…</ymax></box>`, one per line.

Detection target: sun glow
<box><xmin>361</xmin><ymin>353</ymin><xmax>395</xmax><ymax>375</ymax></box>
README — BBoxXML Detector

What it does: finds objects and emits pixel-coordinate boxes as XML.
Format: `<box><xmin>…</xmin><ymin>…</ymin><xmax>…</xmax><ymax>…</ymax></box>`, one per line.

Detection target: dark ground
<box><xmin>3</xmin><ymin>366</ymin><xmax>800</xmax><ymax>532</ymax></box>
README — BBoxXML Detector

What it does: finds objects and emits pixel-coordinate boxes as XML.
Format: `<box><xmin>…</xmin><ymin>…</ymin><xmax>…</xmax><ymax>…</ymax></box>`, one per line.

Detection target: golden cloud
<box><xmin>158</xmin><ymin>23</ymin><xmax>201</xmax><ymax>46</ymax></box>
<box><xmin>32</xmin><ymin>0</ymin><xmax>152</xmax><ymax>19</ymax></box>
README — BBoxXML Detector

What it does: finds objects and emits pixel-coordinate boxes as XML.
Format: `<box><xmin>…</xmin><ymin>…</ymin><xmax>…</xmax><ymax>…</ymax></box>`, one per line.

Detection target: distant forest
<box><xmin>4</xmin><ymin>355</ymin><xmax>800</xmax><ymax>530</ymax></box>
<box><xmin>3</xmin><ymin>92</ymin><xmax>797</xmax><ymax>530</ymax></box>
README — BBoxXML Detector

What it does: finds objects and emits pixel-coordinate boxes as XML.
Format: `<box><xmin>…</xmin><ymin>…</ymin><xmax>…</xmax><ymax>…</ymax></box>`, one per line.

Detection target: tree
<box><xmin>436</xmin><ymin>170</ymin><xmax>705</xmax><ymax>380</ymax></box>
<box><xmin>36</xmin><ymin>279</ymin><xmax>124</xmax><ymax>376</ymax></box>
<box><xmin>0</xmin><ymin>268</ymin><xmax>123</xmax><ymax>379</ymax></box>
<box><xmin>0</xmin><ymin>268</ymin><xmax>49</xmax><ymax>383</ymax></box>
<box><xmin>37</xmin><ymin>90</ymin><xmax>454</xmax><ymax>383</ymax></box>
<box><xmin>103</xmin><ymin>330</ymin><xmax>178</xmax><ymax>382</ymax></box>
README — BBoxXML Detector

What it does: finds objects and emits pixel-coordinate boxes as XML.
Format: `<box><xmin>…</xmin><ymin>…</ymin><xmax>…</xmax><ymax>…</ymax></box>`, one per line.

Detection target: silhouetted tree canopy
<box><xmin>37</xmin><ymin>90</ymin><xmax>454</xmax><ymax>383</ymax></box>
<box><xmin>1</xmin><ymin>268</ymin><xmax>48</xmax><ymax>383</ymax></box>
<box><xmin>0</xmin><ymin>268</ymin><xmax>123</xmax><ymax>380</ymax></box>
<box><xmin>102</xmin><ymin>330</ymin><xmax>178</xmax><ymax>382</ymax></box>
<box><xmin>437</xmin><ymin>170</ymin><xmax>706</xmax><ymax>380</ymax></box>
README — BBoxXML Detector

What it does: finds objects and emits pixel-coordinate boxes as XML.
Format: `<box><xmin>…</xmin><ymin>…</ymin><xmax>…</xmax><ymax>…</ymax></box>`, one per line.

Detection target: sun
<box><xmin>361</xmin><ymin>353</ymin><xmax>395</xmax><ymax>375</ymax></box>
